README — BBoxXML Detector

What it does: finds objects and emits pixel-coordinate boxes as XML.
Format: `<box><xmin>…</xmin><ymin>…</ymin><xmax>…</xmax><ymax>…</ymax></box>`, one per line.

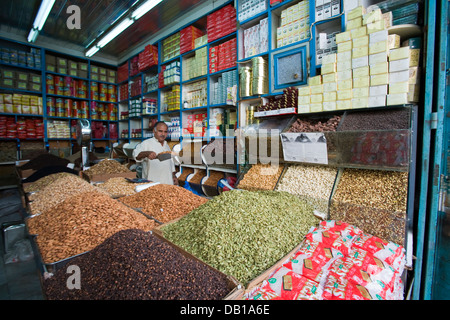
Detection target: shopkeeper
<box><xmin>133</xmin><ymin>121</ymin><xmax>178</xmax><ymax>185</ymax></box>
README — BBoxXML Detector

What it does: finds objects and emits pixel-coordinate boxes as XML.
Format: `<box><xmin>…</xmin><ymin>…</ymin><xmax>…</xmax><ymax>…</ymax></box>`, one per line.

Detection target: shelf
<box><xmin>0</xmin><ymin>87</ymin><xmax>42</xmax><ymax>95</ymax></box>
<box><xmin>46</xmin><ymin>94</ymin><xmax>89</xmax><ymax>100</ymax></box>
<box><xmin>254</xmin><ymin>107</ymin><xmax>297</xmax><ymax>118</ymax></box>
<box><xmin>0</xmin><ymin>113</ymin><xmax>43</xmax><ymax>117</ymax></box>
<box><xmin>207</xmin><ymin>166</ymin><xmax>237</xmax><ymax>174</ymax></box>
<box><xmin>388</xmin><ymin>24</ymin><xmax>423</xmax><ymax>39</ymax></box>
<box><xmin>208</xmin><ymin>66</ymin><xmax>238</xmax><ymax>77</ymax></box>
<box><xmin>0</xmin><ymin>61</ymin><xmax>41</xmax><ymax>72</ymax></box>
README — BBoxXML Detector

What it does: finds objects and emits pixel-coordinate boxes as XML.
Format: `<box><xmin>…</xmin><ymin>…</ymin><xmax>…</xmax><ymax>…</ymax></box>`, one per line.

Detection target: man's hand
<box><xmin>137</xmin><ymin>151</ymin><xmax>157</xmax><ymax>160</ymax></box>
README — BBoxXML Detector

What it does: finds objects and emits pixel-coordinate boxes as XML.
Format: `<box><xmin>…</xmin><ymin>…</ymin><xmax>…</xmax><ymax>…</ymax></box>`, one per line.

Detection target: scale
<box><xmin>76</xmin><ymin>119</ymin><xmax>92</xmax><ymax>170</ymax></box>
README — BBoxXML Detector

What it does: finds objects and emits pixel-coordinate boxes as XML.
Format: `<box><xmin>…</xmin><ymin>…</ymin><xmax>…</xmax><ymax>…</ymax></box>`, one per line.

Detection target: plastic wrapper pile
<box><xmin>243</xmin><ymin>220</ymin><xmax>406</xmax><ymax>300</ymax></box>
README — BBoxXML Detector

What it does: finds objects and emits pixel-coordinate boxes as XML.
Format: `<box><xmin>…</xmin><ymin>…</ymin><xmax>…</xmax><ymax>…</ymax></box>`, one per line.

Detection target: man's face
<box><xmin>154</xmin><ymin>123</ymin><xmax>168</xmax><ymax>143</ymax></box>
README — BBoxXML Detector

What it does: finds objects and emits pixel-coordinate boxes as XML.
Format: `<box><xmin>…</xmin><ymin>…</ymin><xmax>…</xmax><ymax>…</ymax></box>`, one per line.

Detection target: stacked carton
<box><xmin>276</xmin><ymin>0</ymin><xmax>310</xmax><ymax>48</ymax></box>
<box><xmin>207</xmin><ymin>4</ymin><xmax>237</xmax><ymax>43</ymax></box>
<box><xmin>182</xmin><ymin>47</ymin><xmax>207</xmax><ymax>81</ymax></box>
<box><xmin>298</xmin><ymin>4</ymin><xmax>421</xmax><ymax>113</ymax></box>
<box><xmin>180</xmin><ymin>26</ymin><xmax>205</xmax><ymax>54</ymax></box>
<box><xmin>138</xmin><ymin>44</ymin><xmax>158</xmax><ymax>72</ymax></box>
<box><xmin>243</xmin><ymin>17</ymin><xmax>269</xmax><ymax>58</ymax></box>
<box><xmin>209</xmin><ymin>38</ymin><xmax>237</xmax><ymax>73</ymax></box>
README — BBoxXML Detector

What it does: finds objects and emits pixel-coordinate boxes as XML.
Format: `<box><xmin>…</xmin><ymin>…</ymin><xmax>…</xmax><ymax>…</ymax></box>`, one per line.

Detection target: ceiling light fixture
<box><xmin>27</xmin><ymin>0</ymin><xmax>56</xmax><ymax>43</ymax></box>
<box><xmin>85</xmin><ymin>0</ymin><xmax>163</xmax><ymax>57</ymax></box>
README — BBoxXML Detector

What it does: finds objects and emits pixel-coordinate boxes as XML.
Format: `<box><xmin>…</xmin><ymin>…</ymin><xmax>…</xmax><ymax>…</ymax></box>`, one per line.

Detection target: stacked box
<box><xmin>144</xmin><ymin>74</ymin><xmax>159</xmax><ymax>92</ymax></box>
<box><xmin>129</xmin><ymin>56</ymin><xmax>139</xmax><ymax>77</ymax></box>
<box><xmin>209</xmin><ymin>38</ymin><xmax>237</xmax><ymax>73</ymax></box>
<box><xmin>277</xmin><ymin>0</ymin><xmax>310</xmax><ymax>48</ymax></box>
<box><xmin>238</xmin><ymin>0</ymin><xmax>267</xmax><ymax>22</ymax></box>
<box><xmin>194</xmin><ymin>34</ymin><xmax>208</xmax><ymax>48</ymax></box>
<box><xmin>0</xmin><ymin>93</ymin><xmax>43</xmax><ymax>116</ymax></box>
<box><xmin>207</xmin><ymin>4</ymin><xmax>236</xmax><ymax>43</ymax></box>
<box><xmin>183</xmin><ymin>79</ymin><xmax>207</xmax><ymax>109</ymax></box>
<box><xmin>162</xmin><ymin>61</ymin><xmax>181</xmax><ymax>86</ymax></box>
<box><xmin>1</xmin><ymin>47</ymin><xmax>41</xmax><ymax>69</ymax></box>
<box><xmin>119</xmin><ymin>83</ymin><xmax>128</xmax><ymax>101</ymax></box>
<box><xmin>128</xmin><ymin>98</ymin><xmax>142</xmax><ymax>118</ymax></box>
<box><xmin>316</xmin><ymin>0</ymin><xmax>341</xmax><ymax>21</ymax></box>
<box><xmin>183</xmin><ymin>47</ymin><xmax>207</xmax><ymax>81</ymax></box>
<box><xmin>243</xmin><ymin>17</ymin><xmax>269</xmax><ymax>59</ymax></box>
<box><xmin>118</xmin><ymin>63</ymin><xmax>128</xmax><ymax>83</ymax></box>
<box><xmin>210</xmin><ymin>70</ymin><xmax>237</xmax><ymax>105</ymax></box>
<box><xmin>138</xmin><ymin>44</ymin><xmax>158</xmax><ymax>72</ymax></box>
<box><xmin>180</xmin><ymin>26</ymin><xmax>205</xmax><ymax>54</ymax></box>
<box><xmin>184</xmin><ymin>112</ymin><xmax>207</xmax><ymax>137</ymax></box>
<box><xmin>129</xmin><ymin>78</ymin><xmax>142</xmax><ymax>98</ymax></box>
<box><xmin>162</xmin><ymin>32</ymin><xmax>180</xmax><ymax>62</ymax></box>
<box><xmin>162</xmin><ymin>85</ymin><xmax>180</xmax><ymax>112</ymax></box>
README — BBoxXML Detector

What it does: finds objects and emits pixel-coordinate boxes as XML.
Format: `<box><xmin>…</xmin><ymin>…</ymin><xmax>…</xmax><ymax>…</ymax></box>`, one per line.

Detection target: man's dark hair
<box><xmin>153</xmin><ymin>121</ymin><xmax>168</xmax><ymax>131</ymax></box>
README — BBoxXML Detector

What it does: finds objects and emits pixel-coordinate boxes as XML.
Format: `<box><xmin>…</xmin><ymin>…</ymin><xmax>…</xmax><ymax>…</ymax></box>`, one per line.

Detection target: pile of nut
<box><xmin>177</xmin><ymin>168</ymin><xmax>194</xmax><ymax>185</ymax></box>
<box><xmin>188</xmin><ymin>169</ymin><xmax>207</xmax><ymax>184</ymax></box>
<box><xmin>276</xmin><ymin>164</ymin><xmax>338</xmax><ymax>216</ymax></box>
<box><xmin>329</xmin><ymin>168</ymin><xmax>409</xmax><ymax>245</ymax></box>
<box><xmin>23</xmin><ymin>172</ymin><xmax>73</xmax><ymax>193</ymax></box>
<box><xmin>82</xmin><ymin>159</ymin><xmax>130</xmax><ymax>179</ymax></box>
<box><xmin>43</xmin><ymin>229</ymin><xmax>233</xmax><ymax>300</ymax></box>
<box><xmin>119</xmin><ymin>184</ymin><xmax>208</xmax><ymax>224</ymax></box>
<box><xmin>287</xmin><ymin>115</ymin><xmax>342</xmax><ymax>132</ymax></box>
<box><xmin>96</xmin><ymin>177</ymin><xmax>149</xmax><ymax>198</ymax></box>
<box><xmin>162</xmin><ymin>189</ymin><xmax>317</xmax><ymax>285</ymax></box>
<box><xmin>237</xmin><ymin>163</ymin><xmax>283</xmax><ymax>191</ymax></box>
<box><xmin>26</xmin><ymin>191</ymin><xmax>155</xmax><ymax>264</ymax></box>
<box><xmin>337</xmin><ymin>108</ymin><xmax>410</xmax><ymax>131</ymax></box>
<box><xmin>29</xmin><ymin>174</ymin><xmax>110</xmax><ymax>214</ymax></box>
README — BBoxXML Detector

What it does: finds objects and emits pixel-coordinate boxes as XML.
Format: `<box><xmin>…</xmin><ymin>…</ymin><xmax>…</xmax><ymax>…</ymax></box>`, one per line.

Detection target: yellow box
<box><xmin>337</xmin><ymin>88</ymin><xmax>352</xmax><ymax>100</ymax></box>
<box><xmin>298</xmin><ymin>95</ymin><xmax>311</xmax><ymax>104</ymax></box>
<box><xmin>363</xmin><ymin>8</ymin><xmax>382</xmax><ymax>25</ymax></box>
<box><xmin>351</xmin><ymin>26</ymin><xmax>367</xmax><ymax>39</ymax></box>
<box><xmin>323</xmin><ymin>91</ymin><xmax>337</xmax><ymax>102</ymax></box>
<box><xmin>410</xmin><ymin>49</ymin><xmax>420</xmax><ymax>67</ymax></box>
<box><xmin>311</xmin><ymin>94</ymin><xmax>323</xmax><ymax>103</ymax></box>
<box><xmin>323</xmin><ymin>81</ymin><xmax>337</xmax><ymax>92</ymax></box>
<box><xmin>352</xmin><ymin>86</ymin><xmax>369</xmax><ymax>97</ymax></box>
<box><xmin>323</xmin><ymin>101</ymin><xmax>337</xmax><ymax>111</ymax></box>
<box><xmin>369</xmin><ymin>95</ymin><xmax>387</xmax><ymax>107</ymax></box>
<box><xmin>308</xmin><ymin>75</ymin><xmax>322</xmax><ymax>86</ymax></box>
<box><xmin>322</xmin><ymin>72</ymin><xmax>337</xmax><ymax>83</ymax></box>
<box><xmin>337</xmin><ymin>79</ymin><xmax>352</xmax><ymax>90</ymax></box>
<box><xmin>369</xmin><ymin>52</ymin><xmax>388</xmax><ymax>65</ymax></box>
<box><xmin>321</xmin><ymin>62</ymin><xmax>336</xmax><ymax>74</ymax></box>
<box><xmin>408</xmin><ymin>84</ymin><xmax>420</xmax><ymax>102</ymax></box>
<box><xmin>353</xmin><ymin>76</ymin><xmax>370</xmax><ymax>88</ymax></box>
<box><xmin>370</xmin><ymin>73</ymin><xmax>389</xmax><ymax>86</ymax></box>
<box><xmin>353</xmin><ymin>66</ymin><xmax>369</xmax><ymax>78</ymax></box>
<box><xmin>367</xmin><ymin>20</ymin><xmax>385</xmax><ymax>34</ymax></box>
<box><xmin>337</xmin><ymin>99</ymin><xmax>352</xmax><ymax>110</ymax></box>
<box><xmin>352</xmin><ymin>56</ymin><xmax>369</xmax><ymax>69</ymax></box>
<box><xmin>390</xmin><ymin>47</ymin><xmax>410</xmax><ymax>61</ymax></box>
<box><xmin>388</xmin><ymin>34</ymin><xmax>401</xmax><ymax>49</ymax></box>
<box><xmin>352</xmin><ymin>35</ymin><xmax>369</xmax><ymax>48</ymax></box>
<box><xmin>298</xmin><ymin>86</ymin><xmax>311</xmax><ymax>95</ymax></box>
<box><xmin>338</xmin><ymin>40</ymin><xmax>352</xmax><ymax>53</ymax></box>
<box><xmin>409</xmin><ymin>67</ymin><xmax>421</xmax><ymax>84</ymax></box>
<box><xmin>347</xmin><ymin>6</ymin><xmax>366</xmax><ymax>20</ymax></box>
<box><xmin>370</xmin><ymin>62</ymin><xmax>389</xmax><ymax>75</ymax></box>
<box><xmin>347</xmin><ymin>17</ymin><xmax>362</xmax><ymax>30</ymax></box>
<box><xmin>337</xmin><ymin>60</ymin><xmax>352</xmax><ymax>72</ymax></box>
<box><xmin>352</xmin><ymin>46</ymin><xmax>368</xmax><ymax>59</ymax></box>
<box><xmin>337</xmin><ymin>51</ymin><xmax>352</xmax><ymax>62</ymax></box>
<box><xmin>337</xmin><ymin>70</ymin><xmax>352</xmax><ymax>81</ymax></box>
<box><xmin>298</xmin><ymin>105</ymin><xmax>311</xmax><ymax>113</ymax></box>
<box><xmin>310</xmin><ymin>103</ymin><xmax>323</xmax><ymax>112</ymax></box>
<box><xmin>310</xmin><ymin>84</ymin><xmax>323</xmax><ymax>94</ymax></box>
<box><xmin>336</xmin><ymin>31</ymin><xmax>352</xmax><ymax>44</ymax></box>
<box><xmin>369</xmin><ymin>40</ymin><xmax>388</xmax><ymax>55</ymax></box>
<box><xmin>389</xmin><ymin>81</ymin><xmax>409</xmax><ymax>94</ymax></box>
<box><xmin>387</xmin><ymin>93</ymin><xmax>408</xmax><ymax>105</ymax></box>
<box><xmin>322</xmin><ymin>53</ymin><xmax>337</xmax><ymax>64</ymax></box>
<box><xmin>352</xmin><ymin>97</ymin><xmax>369</xmax><ymax>108</ymax></box>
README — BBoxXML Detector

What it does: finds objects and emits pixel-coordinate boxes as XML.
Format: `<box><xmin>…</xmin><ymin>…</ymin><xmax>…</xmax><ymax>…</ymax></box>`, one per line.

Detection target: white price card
<box><xmin>280</xmin><ymin>132</ymin><xmax>328</xmax><ymax>164</ymax></box>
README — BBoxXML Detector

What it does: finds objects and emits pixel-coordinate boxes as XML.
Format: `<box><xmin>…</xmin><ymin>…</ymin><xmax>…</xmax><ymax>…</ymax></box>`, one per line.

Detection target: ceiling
<box><xmin>0</xmin><ymin>0</ymin><xmax>215</xmax><ymax>65</ymax></box>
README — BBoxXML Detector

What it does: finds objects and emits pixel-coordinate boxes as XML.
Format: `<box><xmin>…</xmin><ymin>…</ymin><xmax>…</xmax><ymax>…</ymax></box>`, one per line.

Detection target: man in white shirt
<box><xmin>133</xmin><ymin>121</ymin><xmax>178</xmax><ymax>185</ymax></box>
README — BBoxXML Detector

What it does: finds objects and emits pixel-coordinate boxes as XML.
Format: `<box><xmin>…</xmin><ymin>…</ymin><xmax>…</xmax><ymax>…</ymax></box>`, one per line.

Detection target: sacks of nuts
<box><xmin>26</xmin><ymin>191</ymin><xmax>155</xmax><ymax>264</ymax></box>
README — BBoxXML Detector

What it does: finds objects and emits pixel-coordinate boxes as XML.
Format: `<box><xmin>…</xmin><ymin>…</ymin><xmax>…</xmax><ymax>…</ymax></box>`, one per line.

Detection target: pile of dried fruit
<box><xmin>287</xmin><ymin>115</ymin><xmax>342</xmax><ymax>132</ymax></box>
<box><xmin>161</xmin><ymin>190</ymin><xmax>318</xmax><ymax>285</ymax></box>
<box><xmin>119</xmin><ymin>184</ymin><xmax>208</xmax><ymax>224</ymax></box>
<box><xmin>23</xmin><ymin>172</ymin><xmax>73</xmax><ymax>193</ymax></box>
<box><xmin>27</xmin><ymin>192</ymin><xmax>155</xmax><ymax>263</ymax></box>
<box><xmin>29</xmin><ymin>174</ymin><xmax>110</xmax><ymax>214</ymax></box>
<box><xmin>237</xmin><ymin>164</ymin><xmax>283</xmax><ymax>191</ymax></box>
<box><xmin>329</xmin><ymin>168</ymin><xmax>408</xmax><ymax>245</ymax></box>
<box><xmin>82</xmin><ymin>159</ymin><xmax>130</xmax><ymax>179</ymax></box>
<box><xmin>43</xmin><ymin>229</ymin><xmax>233</xmax><ymax>300</ymax></box>
<box><xmin>96</xmin><ymin>177</ymin><xmax>148</xmax><ymax>198</ymax></box>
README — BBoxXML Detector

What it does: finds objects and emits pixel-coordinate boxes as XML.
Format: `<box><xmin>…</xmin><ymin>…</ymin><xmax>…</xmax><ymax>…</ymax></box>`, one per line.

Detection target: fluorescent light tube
<box><xmin>27</xmin><ymin>29</ymin><xmax>39</xmax><ymax>43</ymax></box>
<box><xmin>97</xmin><ymin>18</ymin><xmax>134</xmax><ymax>48</ymax></box>
<box><xmin>27</xmin><ymin>0</ymin><xmax>55</xmax><ymax>42</ymax></box>
<box><xmin>34</xmin><ymin>0</ymin><xmax>55</xmax><ymax>31</ymax></box>
<box><xmin>131</xmin><ymin>0</ymin><xmax>163</xmax><ymax>20</ymax></box>
<box><xmin>86</xmin><ymin>46</ymin><xmax>100</xmax><ymax>57</ymax></box>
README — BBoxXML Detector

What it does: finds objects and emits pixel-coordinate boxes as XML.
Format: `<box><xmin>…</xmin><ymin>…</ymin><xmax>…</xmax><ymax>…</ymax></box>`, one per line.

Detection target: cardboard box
<box><xmin>368</xmin><ymin>95</ymin><xmax>386</xmax><ymax>107</ymax></box>
<box><xmin>336</xmin><ymin>99</ymin><xmax>352</xmax><ymax>110</ymax></box>
<box><xmin>56</xmin><ymin>57</ymin><xmax>67</xmax><ymax>67</ymax></box>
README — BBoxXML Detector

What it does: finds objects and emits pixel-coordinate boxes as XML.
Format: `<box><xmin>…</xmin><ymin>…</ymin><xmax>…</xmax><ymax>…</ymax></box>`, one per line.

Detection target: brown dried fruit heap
<box><xmin>119</xmin><ymin>184</ymin><xmax>208</xmax><ymax>224</ymax></box>
<box><xmin>27</xmin><ymin>191</ymin><xmax>155</xmax><ymax>263</ymax></box>
<box><xmin>43</xmin><ymin>229</ymin><xmax>232</xmax><ymax>300</ymax></box>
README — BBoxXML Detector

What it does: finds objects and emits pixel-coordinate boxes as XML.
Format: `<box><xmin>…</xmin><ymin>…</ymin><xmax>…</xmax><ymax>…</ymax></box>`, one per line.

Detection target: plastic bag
<box><xmin>4</xmin><ymin>239</ymin><xmax>34</xmax><ymax>264</ymax></box>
